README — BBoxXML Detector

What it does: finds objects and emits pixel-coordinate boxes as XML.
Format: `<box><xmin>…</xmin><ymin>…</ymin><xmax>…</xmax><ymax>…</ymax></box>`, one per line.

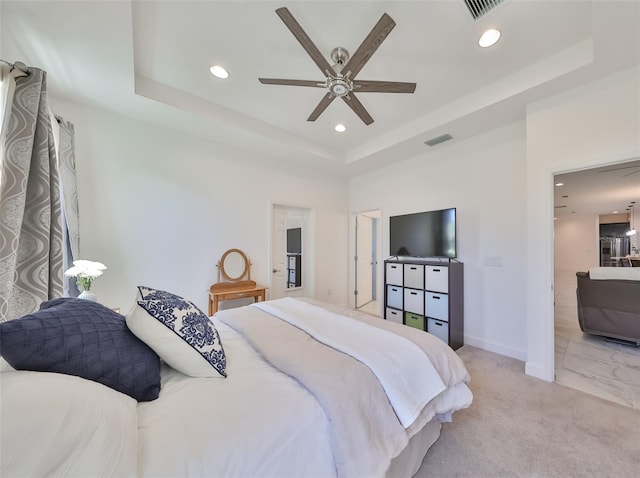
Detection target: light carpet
<box><xmin>416</xmin><ymin>346</ymin><xmax>640</xmax><ymax>477</ymax></box>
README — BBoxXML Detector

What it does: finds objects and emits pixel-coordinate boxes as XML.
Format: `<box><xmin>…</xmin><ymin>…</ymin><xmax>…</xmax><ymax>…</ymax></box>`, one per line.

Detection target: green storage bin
<box><xmin>404</xmin><ymin>312</ymin><xmax>425</xmax><ymax>331</ymax></box>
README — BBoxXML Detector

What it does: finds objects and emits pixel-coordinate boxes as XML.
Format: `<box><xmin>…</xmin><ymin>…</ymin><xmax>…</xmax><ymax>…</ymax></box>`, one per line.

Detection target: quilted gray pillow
<box><xmin>0</xmin><ymin>298</ymin><xmax>161</xmax><ymax>401</ymax></box>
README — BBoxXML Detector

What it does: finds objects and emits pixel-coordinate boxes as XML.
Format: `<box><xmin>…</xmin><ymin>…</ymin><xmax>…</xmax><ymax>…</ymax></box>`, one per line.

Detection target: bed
<box><xmin>0</xmin><ymin>290</ymin><xmax>472</xmax><ymax>477</ymax></box>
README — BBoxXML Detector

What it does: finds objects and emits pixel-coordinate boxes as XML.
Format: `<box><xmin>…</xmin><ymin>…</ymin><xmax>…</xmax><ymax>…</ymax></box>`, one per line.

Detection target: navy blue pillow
<box><xmin>0</xmin><ymin>298</ymin><xmax>161</xmax><ymax>402</ymax></box>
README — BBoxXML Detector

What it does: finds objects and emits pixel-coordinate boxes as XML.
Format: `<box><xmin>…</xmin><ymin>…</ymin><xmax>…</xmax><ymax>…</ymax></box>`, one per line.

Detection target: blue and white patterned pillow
<box><xmin>126</xmin><ymin>289</ymin><xmax>226</xmax><ymax>378</ymax></box>
<box><xmin>137</xmin><ymin>285</ymin><xmax>181</xmax><ymax>302</ymax></box>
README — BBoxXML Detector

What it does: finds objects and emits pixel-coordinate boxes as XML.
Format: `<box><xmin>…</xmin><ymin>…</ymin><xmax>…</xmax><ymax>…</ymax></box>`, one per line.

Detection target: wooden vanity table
<box><xmin>208</xmin><ymin>249</ymin><xmax>267</xmax><ymax>315</ymax></box>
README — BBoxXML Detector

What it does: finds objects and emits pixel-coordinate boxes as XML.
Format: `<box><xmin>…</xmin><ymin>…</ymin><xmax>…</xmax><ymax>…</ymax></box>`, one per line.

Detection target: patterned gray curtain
<box><xmin>0</xmin><ymin>67</ymin><xmax>63</xmax><ymax>322</ymax></box>
<box><xmin>55</xmin><ymin>116</ymin><xmax>80</xmax><ymax>297</ymax></box>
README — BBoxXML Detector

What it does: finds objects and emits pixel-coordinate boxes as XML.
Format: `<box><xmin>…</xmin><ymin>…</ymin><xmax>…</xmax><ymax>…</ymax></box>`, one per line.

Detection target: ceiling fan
<box><xmin>258</xmin><ymin>7</ymin><xmax>416</xmax><ymax>125</ymax></box>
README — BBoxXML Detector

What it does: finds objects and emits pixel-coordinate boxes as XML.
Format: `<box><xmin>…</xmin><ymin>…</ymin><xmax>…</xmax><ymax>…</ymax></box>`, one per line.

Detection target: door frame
<box><xmin>350</xmin><ymin>208</ymin><xmax>382</xmax><ymax>311</ymax></box>
<box><xmin>549</xmin><ymin>156</ymin><xmax>639</xmax><ymax>379</ymax></box>
<box><xmin>269</xmin><ymin>202</ymin><xmax>316</xmax><ymax>299</ymax></box>
<box><xmin>354</xmin><ymin>213</ymin><xmax>374</xmax><ymax>308</ymax></box>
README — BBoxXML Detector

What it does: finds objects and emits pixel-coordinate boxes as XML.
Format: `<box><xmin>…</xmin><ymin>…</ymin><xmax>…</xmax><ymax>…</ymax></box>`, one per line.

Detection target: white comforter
<box><xmin>0</xmin><ymin>321</ymin><xmax>336</xmax><ymax>478</ymax></box>
<box><xmin>0</xmin><ymin>368</ymin><xmax>138</xmax><ymax>477</ymax></box>
<box><xmin>254</xmin><ymin>298</ymin><xmax>446</xmax><ymax>428</ymax></box>
<box><xmin>136</xmin><ymin>319</ymin><xmax>336</xmax><ymax>477</ymax></box>
<box><xmin>0</xmin><ymin>300</ymin><xmax>472</xmax><ymax>477</ymax></box>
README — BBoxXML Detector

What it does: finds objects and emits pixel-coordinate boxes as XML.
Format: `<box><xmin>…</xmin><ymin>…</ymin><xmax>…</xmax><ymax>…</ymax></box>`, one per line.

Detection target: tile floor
<box><xmin>554</xmin><ymin>268</ymin><xmax>640</xmax><ymax>409</ymax></box>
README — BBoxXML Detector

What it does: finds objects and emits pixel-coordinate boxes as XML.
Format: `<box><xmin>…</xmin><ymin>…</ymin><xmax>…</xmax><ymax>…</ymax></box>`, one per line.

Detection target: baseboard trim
<box><xmin>524</xmin><ymin>361</ymin><xmax>554</xmax><ymax>382</ymax></box>
<box><xmin>463</xmin><ymin>335</ymin><xmax>526</xmax><ymax>361</ymax></box>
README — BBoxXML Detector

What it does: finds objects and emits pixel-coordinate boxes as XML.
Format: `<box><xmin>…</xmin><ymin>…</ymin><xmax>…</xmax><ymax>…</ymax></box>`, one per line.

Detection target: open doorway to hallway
<box><xmin>354</xmin><ymin>210</ymin><xmax>381</xmax><ymax>317</ymax></box>
<box><xmin>553</xmin><ymin>161</ymin><xmax>640</xmax><ymax>409</ymax></box>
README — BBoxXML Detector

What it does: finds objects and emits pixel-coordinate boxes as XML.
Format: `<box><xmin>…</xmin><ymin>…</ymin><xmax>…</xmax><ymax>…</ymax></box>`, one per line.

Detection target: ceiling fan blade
<box><xmin>341</xmin><ymin>13</ymin><xmax>395</xmax><ymax>80</ymax></box>
<box><xmin>353</xmin><ymin>80</ymin><xmax>416</xmax><ymax>93</ymax></box>
<box><xmin>259</xmin><ymin>78</ymin><xmax>325</xmax><ymax>88</ymax></box>
<box><xmin>307</xmin><ymin>93</ymin><xmax>336</xmax><ymax>122</ymax></box>
<box><xmin>342</xmin><ymin>93</ymin><xmax>374</xmax><ymax>125</ymax></box>
<box><xmin>275</xmin><ymin>7</ymin><xmax>334</xmax><ymax>77</ymax></box>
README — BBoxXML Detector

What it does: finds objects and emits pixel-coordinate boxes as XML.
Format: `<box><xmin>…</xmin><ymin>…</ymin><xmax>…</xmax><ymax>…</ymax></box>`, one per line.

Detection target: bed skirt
<box><xmin>387</xmin><ymin>418</ymin><xmax>442</xmax><ymax>477</ymax></box>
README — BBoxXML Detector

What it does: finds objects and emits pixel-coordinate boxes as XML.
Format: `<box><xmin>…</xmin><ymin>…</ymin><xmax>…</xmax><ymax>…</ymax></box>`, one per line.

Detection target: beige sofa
<box><xmin>576</xmin><ymin>268</ymin><xmax>640</xmax><ymax>345</ymax></box>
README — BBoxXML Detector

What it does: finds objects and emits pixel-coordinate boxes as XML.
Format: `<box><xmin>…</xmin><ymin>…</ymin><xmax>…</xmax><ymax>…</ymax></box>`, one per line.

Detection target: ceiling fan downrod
<box><xmin>330</xmin><ymin>47</ymin><xmax>349</xmax><ymax>70</ymax></box>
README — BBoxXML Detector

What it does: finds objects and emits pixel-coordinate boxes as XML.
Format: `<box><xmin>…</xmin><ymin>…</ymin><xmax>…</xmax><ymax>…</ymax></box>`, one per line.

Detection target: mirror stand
<box><xmin>209</xmin><ymin>249</ymin><xmax>268</xmax><ymax>316</ymax></box>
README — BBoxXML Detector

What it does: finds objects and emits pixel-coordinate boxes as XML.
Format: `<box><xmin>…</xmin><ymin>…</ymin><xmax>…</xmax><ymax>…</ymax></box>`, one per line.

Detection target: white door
<box><xmin>356</xmin><ymin>214</ymin><xmax>373</xmax><ymax>307</ymax></box>
<box><xmin>271</xmin><ymin>207</ymin><xmax>287</xmax><ymax>299</ymax></box>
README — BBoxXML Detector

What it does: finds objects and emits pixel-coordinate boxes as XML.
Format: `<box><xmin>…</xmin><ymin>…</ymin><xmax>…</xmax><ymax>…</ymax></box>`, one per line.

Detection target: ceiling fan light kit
<box><xmin>327</xmin><ymin>77</ymin><xmax>352</xmax><ymax>97</ymax></box>
<box><xmin>258</xmin><ymin>7</ymin><xmax>416</xmax><ymax>125</ymax></box>
<box><xmin>627</xmin><ymin>202</ymin><xmax>637</xmax><ymax>236</ymax></box>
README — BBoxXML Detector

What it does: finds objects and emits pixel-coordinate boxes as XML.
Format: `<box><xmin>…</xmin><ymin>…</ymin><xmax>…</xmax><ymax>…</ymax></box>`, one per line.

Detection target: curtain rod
<box><xmin>0</xmin><ymin>59</ymin><xmax>30</xmax><ymax>75</ymax></box>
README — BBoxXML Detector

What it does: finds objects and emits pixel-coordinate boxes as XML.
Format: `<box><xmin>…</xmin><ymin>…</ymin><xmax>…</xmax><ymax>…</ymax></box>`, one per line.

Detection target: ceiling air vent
<box><xmin>463</xmin><ymin>0</ymin><xmax>505</xmax><ymax>20</ymax></box>
<box><xmin>424</xmin><ymin>133</ymin><xmax>453</xmax><ymax>147</ymax></box>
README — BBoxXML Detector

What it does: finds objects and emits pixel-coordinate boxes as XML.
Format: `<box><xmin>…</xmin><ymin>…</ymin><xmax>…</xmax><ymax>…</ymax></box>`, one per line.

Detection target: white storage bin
<box><xmin>403</xmin><ymin>263</ymin><xmax>424</xmax><ymax>289</ymax></box>
<box><xmin>386</xmin><ymin>285</ymin><xmax>403</xmax><ymax>309</ymax></box>
<box><xmin>386</xmin><ymin>263</ymin><xmax>403</xmax><ymax>286</ymax></box>
<box><xmin>385</xmin><ymin>307</ymin><xmax>403</xmax><ymax>324</ymax></box>
<box><xmin>425</xmin><ymin>292</ymin><xmax>449</xmax><ymax>322</ymax></box>
<box><xmin>288</xmin><ymin>256</ymin><xmax>297</xmax><ymax>269</ymax></box>
<box><xmin>425</xmin><ymin>266</ymin><xmax>449</xmax><ymax>293</ymax></box>
<box><xmin>427</xmin><ymin>318</ymin><xmax>449</xmax><ymax>345</ymax></box>
<box><xmin>403</xmin><ymin>288</ymin><xmax>424</xmax><ymax>315</ymax></box>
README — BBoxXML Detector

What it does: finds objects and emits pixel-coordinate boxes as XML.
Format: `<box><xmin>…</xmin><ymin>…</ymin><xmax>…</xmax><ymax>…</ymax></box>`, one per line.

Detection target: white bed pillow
<box><xmin>125</xmin><ymin>290</ymin><xmax>227</xmax><ymax>378</ymax></box>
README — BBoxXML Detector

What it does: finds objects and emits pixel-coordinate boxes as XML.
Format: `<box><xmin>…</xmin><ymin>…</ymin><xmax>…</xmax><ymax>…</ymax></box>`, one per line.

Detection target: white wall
<box><xmin>553</xmin><ymin>214</ymin><xmax>599</xmax><ymax>307</ymax></box>
<box><xmin>526</xmin><ymin>66</ymin><xmax>640</xmax><ymax>380</ymax></box>
<box><xmin>350</xmin><ymin>122</ymin><xmax>528</xmax><ymax>360</ymax></box>
<box><xmin>554</xmin><ymin>214</ymin><xmax>600</xmax><ymax>276</ymax></box>
<box><xmin>50</xmin><ymin>98</ymin><xmax>350</xmax><ymax>313</ymax></box>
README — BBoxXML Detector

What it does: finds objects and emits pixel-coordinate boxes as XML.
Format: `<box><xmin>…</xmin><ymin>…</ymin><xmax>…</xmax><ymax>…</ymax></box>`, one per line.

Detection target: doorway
<box><xmin>354</xmin><ymin>210</ymin><xmax>381</xmax><ymax>316</ymax></box>
<box><xmin>271</xmin><ymin>204</ymin><xmax>314</xmax><ymax>300</ymax></box>
<box><xmin>552</xmin><ymin>160</ymin><xmax>640</xmax><ymax>408</ymax></box>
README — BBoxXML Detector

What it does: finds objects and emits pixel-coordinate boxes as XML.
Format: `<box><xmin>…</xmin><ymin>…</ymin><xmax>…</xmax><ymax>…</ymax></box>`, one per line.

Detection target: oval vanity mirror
<box><xmin>210</xmin><ymin>249</ymin><xmax>266</xmax><ymax>315</ymax></box>
<box><xmin>220</xmin><ymin>248</ymin><xmax>249</xmax><ymax>282</ymax></box>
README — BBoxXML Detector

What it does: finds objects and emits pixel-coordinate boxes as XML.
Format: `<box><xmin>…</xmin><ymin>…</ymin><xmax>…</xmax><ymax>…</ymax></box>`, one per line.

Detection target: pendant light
<box><xmin>626</xmin><ymin>202</ymin><xmax>636</xmax><ymax>236</ymax></box>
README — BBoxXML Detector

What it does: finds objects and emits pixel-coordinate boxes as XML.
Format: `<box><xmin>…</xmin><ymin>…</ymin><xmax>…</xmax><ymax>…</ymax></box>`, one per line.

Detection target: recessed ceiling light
<box><xmin>209</xmin><ymin>65</ymin><xmax>229</xmax><ymax>79</ymax></box>
<box><xmin>334</xmin><ymin>124</ymin><xmax>347</xmax><ymax>133</ymax></box>
<box><xmin>613</xmin><ymin>211</ymin><xmax>619</xmax><ymax>214</ymax></box>
<box><xmin>479</xmin><ymin>28</ymin><xmax>501</xmax><ymax>48</ymax></box>
<box><xmin>555</xmin><ymin>182</ymin><xmax>564</xmax><ymax>187</ymax></box>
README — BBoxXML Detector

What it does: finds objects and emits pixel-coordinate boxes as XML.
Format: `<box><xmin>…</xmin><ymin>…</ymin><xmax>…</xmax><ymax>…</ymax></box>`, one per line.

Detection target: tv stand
<box><xmin>383</xmin><ymin>258</ymin><xmax>464</xmax><ymax>350</ymax></box>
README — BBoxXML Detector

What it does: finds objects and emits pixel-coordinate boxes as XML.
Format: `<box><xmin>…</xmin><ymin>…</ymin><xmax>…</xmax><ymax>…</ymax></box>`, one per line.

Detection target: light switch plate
<box><xmin>484</xmin><ymin>256</ymin><xmax>503</xmax><ymax>267</ymax></box>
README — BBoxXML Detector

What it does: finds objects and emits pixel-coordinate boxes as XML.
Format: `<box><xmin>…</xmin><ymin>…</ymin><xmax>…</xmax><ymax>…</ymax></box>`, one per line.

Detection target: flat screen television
<box><xmin>389</xmin><ymin>208</ymin><xmax>457</xmax><ymax>258</ymax></box>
